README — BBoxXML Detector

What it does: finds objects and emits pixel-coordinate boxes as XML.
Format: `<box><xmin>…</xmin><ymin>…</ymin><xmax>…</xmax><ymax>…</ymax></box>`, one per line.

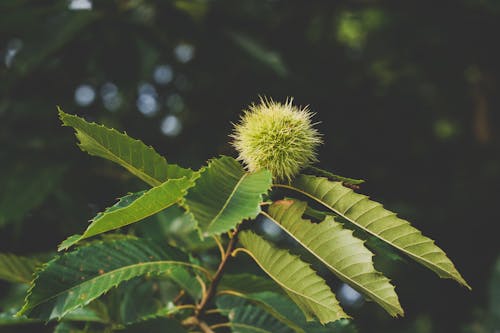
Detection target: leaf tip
<box><xmin>58</xmin><ymin>234</ymin><xmax>82</xmax><ymax>251</ymax></box>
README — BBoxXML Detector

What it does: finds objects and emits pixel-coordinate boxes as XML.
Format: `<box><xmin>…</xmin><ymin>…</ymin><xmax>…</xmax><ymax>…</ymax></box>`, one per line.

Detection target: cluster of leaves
<box><xmin>0</xmin><ymin>110</ymin><xmax>468</xmax><ymax>332</ymax></box>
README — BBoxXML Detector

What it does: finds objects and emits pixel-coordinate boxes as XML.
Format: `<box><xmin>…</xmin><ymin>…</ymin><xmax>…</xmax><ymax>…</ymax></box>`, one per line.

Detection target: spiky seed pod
<box><xmin>231</xmin><ymin>98</ymin><xmax>322</xmax><ymax>183</ymax></box>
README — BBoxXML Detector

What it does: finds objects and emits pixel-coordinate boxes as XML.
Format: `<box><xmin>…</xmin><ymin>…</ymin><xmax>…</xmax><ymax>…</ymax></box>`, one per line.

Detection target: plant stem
<box><xmin>196</xmin><ymin>226</ymin><xmax>241</xmax><ymax>318</ymax></box>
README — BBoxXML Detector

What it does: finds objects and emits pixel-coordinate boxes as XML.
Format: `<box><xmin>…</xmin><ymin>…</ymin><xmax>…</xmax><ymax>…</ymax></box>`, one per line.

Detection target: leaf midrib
<box><xmin>274</xmin><ymin>183</ymin><xmax>465</xmax><ymax>286</ymax></box>
<box><xmin>228</xmin><ymin>322</ymin><xmax>275</xmax><ymax>333</ymax></box>
<box><xmin>23</xmin><ymin>260</ymin><xmax>205</xmax><ymax>315</ymax></box>
<box><xmin>82</xmin><ymin>183</ymin><xmax>183</xmax><ymax>239</ymax></box>
<box><xmin>207</xmin><ymin>172</ymin><xmax>249</xmax><ymax>231</ymax></box>
<box><xmin>235</xmin><ymin>248</ymin><xmax>344</xmax><ymax>318</ymax></box>
<box><xmin>76</xmin><ymin>128</ymin><xmax>161</xmax><ymax>187</ymax></box>
<box><xmin>261</xmin><ymin>211</ymin><xmax>402</xmax><ymax>316</ymax></box>
<box><xmin>219</xmin><ymin>291</ymin><xmax>306</xmax><ymax>333</ymax></box>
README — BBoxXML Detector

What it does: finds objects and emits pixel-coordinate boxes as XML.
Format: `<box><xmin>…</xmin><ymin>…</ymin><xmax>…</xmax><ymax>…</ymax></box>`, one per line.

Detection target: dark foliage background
<box><xmin>1</xmin><ymin>1</ymin><xmax>499</xmax><ymax>332</ymax></box>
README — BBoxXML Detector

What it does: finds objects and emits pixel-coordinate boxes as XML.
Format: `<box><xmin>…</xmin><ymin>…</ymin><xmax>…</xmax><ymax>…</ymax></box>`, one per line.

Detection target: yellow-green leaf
<box><xmin>58</xmin><ymin>177</ymin><xmax>195</xmax><ymax>250</ymax></box>
<box><xmin>237</xmin><ymin>231</ymin><xmax>348</xmax><ymax>324</ymax></box>
<box><xmin>59</xmin><ymin>109</ymin><xmax>192</xmax><ymax>186</ymax></box>
<box><xmin>286</xmin><ymin>175</ymin><xmax>470</xmax><ymax>289</ymax></box>
<box><xmin>266</xmin><ymin>200</ymin><xmax>403</xmax><ymax>316</ymax></box>
<box><xmin>183</xmin><ymin>156</ymin><xmax>271</xmax><ymax>236</ymax></box>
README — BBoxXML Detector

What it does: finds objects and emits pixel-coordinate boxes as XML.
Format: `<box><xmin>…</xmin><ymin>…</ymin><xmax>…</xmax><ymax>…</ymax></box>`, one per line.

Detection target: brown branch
<box><xmin>196</xmin><ymin>226</ymin><xmax>241</xmax><ymax>318</ymax></box>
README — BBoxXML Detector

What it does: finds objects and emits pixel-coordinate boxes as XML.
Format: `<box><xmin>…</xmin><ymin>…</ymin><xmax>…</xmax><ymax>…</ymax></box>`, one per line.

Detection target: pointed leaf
<box><xmin>237</xmin><ymin>231</ymin><xmax>348</xmax><ymax>324</ymax></box>
<box><xmin>219</xmin><ymin>273</ymin><xmax>283</xmax><ymax>295</ymax></box>
<box><xmin>217</xmin><ymin>292</ymin><xmax>304</xmax><ymax>333</ymax></box>
<box><xmin>288</xmin><ymin>175</ymin><xmax>470</xmax><ymax>289</ymax></box>
<box><xmin>184</xmin><ymin>156</ymin><xmax>272</xmax><ymax>236</ymax></box>
<box><xmin>217</xmin><ymin>292</ymin><xmax>357</xmax><ymax>333</ymax></box>
<box><xmin>302</xmin><ymin>166</ymin><xmax>364</xmax><ymax>186</ymax></box>
<box><xmin>218</xmin><ymin>301</ymin><xmax>294</xmax><ymax>333</ymax></box>
<box><xmin>0</xmin><ymin>163</ymin><xmax>65</xmax><ymax>227</ymax></box>
<box><xmin>120</xmin><ymin>318</ymin><xmax>188</xmax><ymax>333</ymax></box>
<box><xmin>0</xmin><ymin>309</ymin><xmax>40</xmax><ymax>326</ymax></box>
<box><xmin>58</xmin><ymin>177</ymin><xmax>195</xmax><ymax>250</ymax></box>
<box><xmin>0</xmin><ymin>253</ymin><xmax>41</xmax><ymax>284</ymax></box>
<box><xmin>266</xmin><ymin>200</ymin><xmax>403</xmax><ymax>316</ymax></box>
<box><xmin>59</xmin><ymin>109</ymin><xmax>192</xmax><ymax>186</ymax></box>
<box><xmin>18</xmin><ymin>238</ymin><xmax>207</xmax><ymax>320</ymax></box>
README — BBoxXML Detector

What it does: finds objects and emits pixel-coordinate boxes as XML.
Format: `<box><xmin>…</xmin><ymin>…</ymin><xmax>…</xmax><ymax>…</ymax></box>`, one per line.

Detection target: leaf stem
<box><xmin>209</xmin><ymin>322</ymin><xmax>230</xmax><ymax>330</ymax></box>
<box><xmin>212</xmin><ymin>235</ymin><xmax>225</xmax><ymax>260</ymax></box>
<box><xmin>196</xmin><ymin>226</ymin><xmax>241</xmax><ymax>318</ymax></box>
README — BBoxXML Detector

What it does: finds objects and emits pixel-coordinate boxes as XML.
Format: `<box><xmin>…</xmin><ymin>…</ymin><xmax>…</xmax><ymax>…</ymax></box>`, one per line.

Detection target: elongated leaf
<box><xmin>266</xmin><ymin>200</ymin><xmax>403</xmax><ymax>316</ymax></box>
<box><xmin>288</xmin><ymin>175</ymin><xmax>470</xmax><ymax>289</ymax></box>
<box><xmin>237</xmin><ymin>231</ymin><xmax>348</xmax><ymax>324</ymax></box>
<box><xmin>219</xmin><ymin>274</ymin><xmax>283</xmax><ymax>295</ymax></box>
<box><xmin>120</xmin><ymin>318</ymin><xmax>188</xmax><ymax>333</ymax></box>
<box><xmin>135</xmin><ymin>205</ymin><xmax>216</xmax><ymax>252</ymax></box>
<box><xmin>217</xmin><ymin>292</ymin><xmax>304</xmax><ymax>333</ymax></box>
<box><xmin>18</xmin><ymin>238</ymin><xmax>206</xmax><ymax>320</ymax></box>
<box><xmin>59</xmin><ymin>109</ymin><xmax>192</xmax><ymax>186</ymax></box>
<box><xmin>184</xmin><ymin>156</ymin><xmax>272</xmax><ymax>236</ymax></box>
<box><xmin>0</xmin><ymin>162</ymin><xmax>65</xmax><ymax>227</ymax></box>
<box><xmin>218</xmin><ymin>301</ymin><xmax>294</xmax><ymax>333</ymax></box>
<box><xmin>58</xmin><ymin>177</ymin><xmax>195</xmax><ymax>250</ymax></box>
<box><xmin>0</xmin><ymin>310</ymin><xmax>40</xmax><ymax>326</ymax></box>
<box><xmin>0</xmin><ymin>253</ymin><xmax>40</xmax><ymax>284</ymax></box>
<box><xmin>302</xmin><ymin>166</ymin><xmax>364</xmax><ymax>186</ymax></box>
<box><xmin>217</xmin><ymin>292</ymin><xmax>357</xmax><ymax>333</ymax></box>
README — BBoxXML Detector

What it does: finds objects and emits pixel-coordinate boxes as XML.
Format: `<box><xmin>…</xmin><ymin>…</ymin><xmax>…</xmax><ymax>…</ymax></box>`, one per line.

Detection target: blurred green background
<box><xmin>1</xmin><ymin>1</ymin><xmax>499</xmax><ymax>332</ymax></box>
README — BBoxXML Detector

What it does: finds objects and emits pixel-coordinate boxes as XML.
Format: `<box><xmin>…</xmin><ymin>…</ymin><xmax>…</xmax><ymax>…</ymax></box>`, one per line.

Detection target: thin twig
<box><xmin>209</xmin><ymin>323</ymin><xmax>231</xmax><ymax>330</ymax></box>
<box><xmin>204</xmin><ymin>309</ymin><xmax>223</xmax><ymax>315</ymax></box>
<box><xmin>212</xmin><ymin>235</ymin><xmax>225</xmax><ymax>260</ymax></box>
<box><xmin>196</xmin><ymin>275</ymin><xmax>208</xmax><ymax>301</ymax></box>
<box><xmin>196</xmin><ymin>226</ymin><xmax>241</xmax><ymax>318</ymax></box>
<box><xmin>173</xmin><ymin>289</ymin><xmax>185</xmax><ymax>305</ymax></box>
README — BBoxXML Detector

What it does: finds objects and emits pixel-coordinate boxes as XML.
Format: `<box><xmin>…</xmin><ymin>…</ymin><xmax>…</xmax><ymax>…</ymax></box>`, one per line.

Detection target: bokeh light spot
<box><xmin>74</xmin><ymin>84</ymin><xmax>96</xmax><ymax>107</ymax></box>
<box><xmin>260</xmin><ymin>216</ymin><xmax>283</xmax><ymax>240</ymax></box>
<box><xmin>160</xmin><ymin>115</ymin><xmax>182</xmax><ymax>137</ymax></box>
<box><xmin>174</xmin><ymin>43</ymin><xmax>195</xmax><ymax>63</ymax></box>
<box><xmin>4</xmin><ymin>38</ymin><xmax>23</xmax><ymax>68</ymax></box>
<box><xmin>434</xmin><ymin>119</ymin><xmax>458</xmax><ymax>140</ymax></box>
<box><xmin>68</xmin><ymin>0</ymin><xmax>92</xmax><ymax>10</ymax></box>
<box><xmin>338</xmin><ymin>283</ymin><xmax>363</xmax><ymax>307</ymax></box>
<box><xmin>137</xmin><ymin>94</ymin><xmax>158</xmax><ymax>117</ymax></box>
<box><xmin>100</xmin><ymin>82</ymin><xmax>122</xmax><ymax>111</ymax></box>
<box><xmin>153</xmin><ymin>65</ymin><xmax>174</xmax><ymax>85</ymax></box>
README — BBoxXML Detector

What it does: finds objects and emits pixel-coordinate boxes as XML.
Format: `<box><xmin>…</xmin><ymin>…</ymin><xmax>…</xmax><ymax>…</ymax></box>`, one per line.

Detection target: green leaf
<box><xmin>184</xmin><ymin>156</ymin><xmax>272</xmax><ymax>236</ymax></box>
<box><xmin>61</xmin><ymin>304</ymin><xmax>108</xmax><ymax>323</ymax></box>
<box><xmin>217</xmin><ymin>292</ymin><xmax>357</xmax><ymax>333</ymax></box>
<box><xmin>58</xmin><ymin>177</ymin><xmax>195</xmax><ymax>250</ymax></box>
<box><xmin>0</xmin><ymin>253</ymin><xmax>41</xmax><ymax>284</ymax></box>
<box><xmin>266</xmin><ymin>200</ymin><xmax>403</xmax><ymax>317</ymax></box>
<box><xmin>217</xmin><ymin>301</ymin><xmax>294</xmax><ymax>333</ymax></box>
<box><xmin>237</xmin><ymin>231</ymin><xmax>348</xmax><ymax>324</ymax></box>
<box><xmin>135</xmin><ymin>205</ymin><xmax>216</xmax><ymax>252</ymax></box>
<box><xmin>53</xmin><ymin>321</ymin><xmax>108</xmax><ymax>333</ymax></box>
<box><xmin>0</xmin><ymin>162</ymin><xmax>65</xmax><ymax>227</ymax></box>
<box><xmin>302</xmin><ymin>166</ymin><xmax>365</xmax><ymax>186</ymax></box>
<box><xmin>58</xmin><ymin>109</ymin><xmax>192</xmax><ymax>186</ymax></box>
<box><xmin>287</xmin><ymin>175</ymin><xmax>470</xmax><ymax>289</ymax></box>
<box><xmin>0</xmin><ymin>309</ymin><xmax>40</xmax><ymax>326</ymax></box>
<box><xmin>53</xmin><ymin>322</ymin><xmax>87</xmax><ymax>333</ymax></box>
<box><xmin>217</xmin><ymin>292</ymin><xmax>304</xmax><ymax>333</ymax></box>
<box><xmin>219</xmin><ymin>273</ymin><xmax>283</xmax><ymax>295</ymax></box>
<box><xmin>18</xmin><ymin>238</ymin><xmax>207</xmax><ymax>320</ymax></box>
<box><xmin>119</xmin><ymin>318</ymin><xmax>187</xmax><ymax>333</ymax></box>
